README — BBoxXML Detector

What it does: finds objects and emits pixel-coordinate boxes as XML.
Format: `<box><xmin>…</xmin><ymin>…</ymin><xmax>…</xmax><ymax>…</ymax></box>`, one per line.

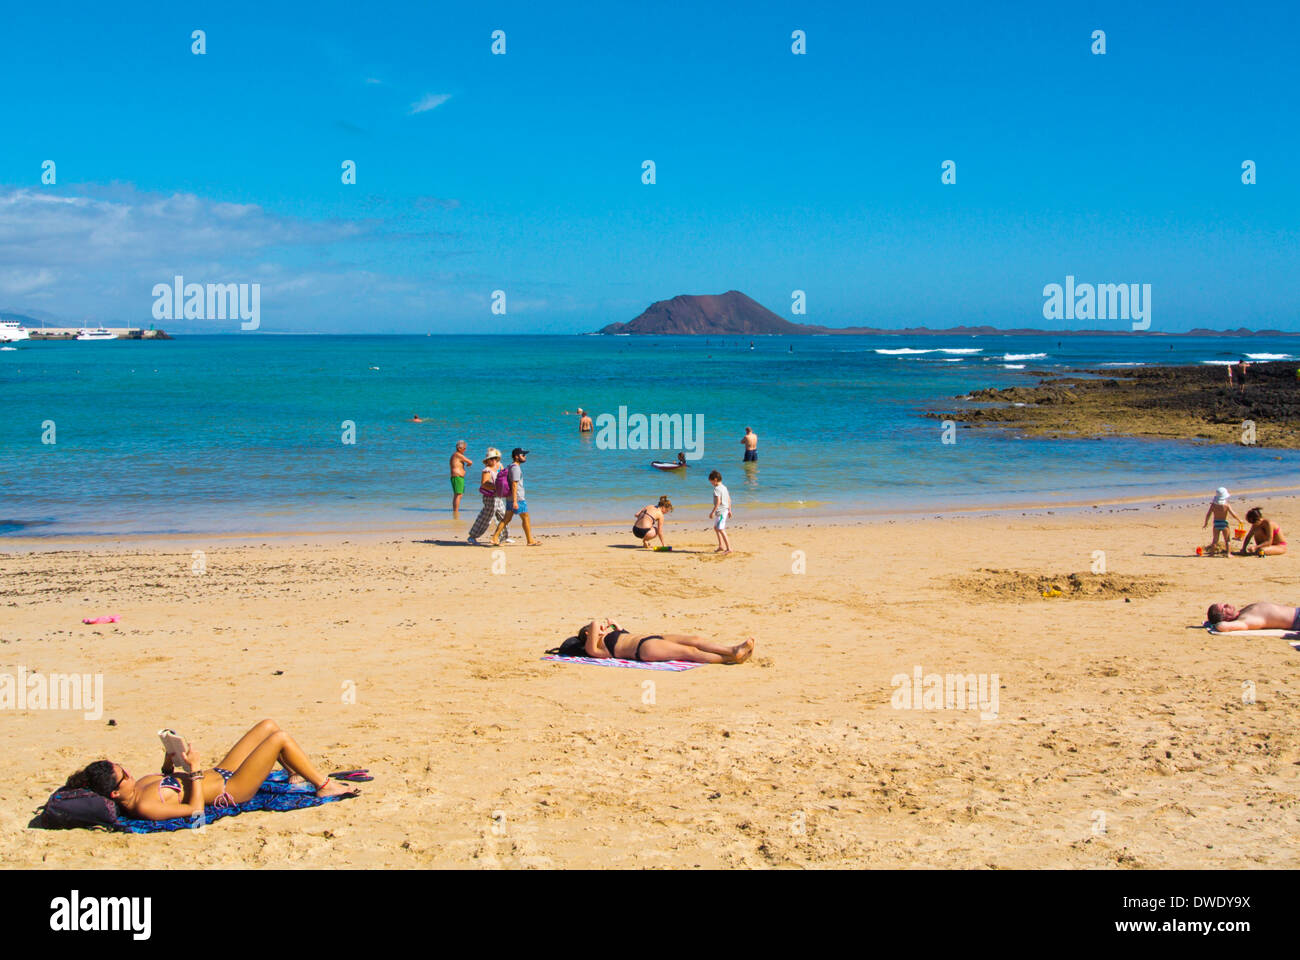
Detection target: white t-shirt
<box><xmin>713</xmin><ymin>482</ymin><xmax>730</xmax><ymax>514</ymax></box>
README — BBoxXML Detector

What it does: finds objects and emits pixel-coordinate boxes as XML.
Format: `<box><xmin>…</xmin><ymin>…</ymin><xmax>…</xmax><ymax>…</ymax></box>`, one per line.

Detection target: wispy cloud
<box><xmin>0</xmin><ymin>185</ymin><xmax>477</xmax><ymax>329</ymax></box>
<box><xmin>363</xmin><ymin>77</ymin><xmax>383</xmax><ymax>85</ymax></box>
<box><xmin>409</xmin><ymin>93</ymin><xmax>451</xmax><ymax>115</ymax></box>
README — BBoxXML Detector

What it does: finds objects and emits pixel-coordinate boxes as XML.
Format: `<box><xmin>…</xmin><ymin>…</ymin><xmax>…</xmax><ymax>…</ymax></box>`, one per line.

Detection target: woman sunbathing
<box><xmin>63</xmin><ymin>719</ymin><xmax>358</xmax><ymax>821</ymax></box>
<box><xmin>554</xmin><ymin>619</ymin><xmax>755</xmax><ymax>664</ymax></box>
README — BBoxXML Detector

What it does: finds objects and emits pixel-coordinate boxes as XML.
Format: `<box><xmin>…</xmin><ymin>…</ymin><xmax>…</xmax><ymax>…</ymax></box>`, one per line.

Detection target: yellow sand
<box><xmin>1</xmin><ymin>497</ymin><xmax>1297</xmax><ymax>868</ymax></box>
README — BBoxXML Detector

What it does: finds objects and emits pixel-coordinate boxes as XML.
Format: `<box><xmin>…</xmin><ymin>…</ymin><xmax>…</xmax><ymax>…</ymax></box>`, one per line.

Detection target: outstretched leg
<box><xmin>638</xmin><ymin>635</ymin><xmax>755</xmax><ymax>664</ymax></box>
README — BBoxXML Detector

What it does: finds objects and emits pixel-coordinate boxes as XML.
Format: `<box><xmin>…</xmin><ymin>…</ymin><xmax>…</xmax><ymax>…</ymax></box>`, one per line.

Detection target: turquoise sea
<box><xmin>3</xmin><ymin>334</ymin><xmax>1299</xmax><ymax>538</ymax></box>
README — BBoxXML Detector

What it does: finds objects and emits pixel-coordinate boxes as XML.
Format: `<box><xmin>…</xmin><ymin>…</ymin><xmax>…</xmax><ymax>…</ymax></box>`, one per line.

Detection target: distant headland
<box><xmin>594</xmin><ymin>292</ymin><xmax>1295</xmax><ymax>337</ymax></box>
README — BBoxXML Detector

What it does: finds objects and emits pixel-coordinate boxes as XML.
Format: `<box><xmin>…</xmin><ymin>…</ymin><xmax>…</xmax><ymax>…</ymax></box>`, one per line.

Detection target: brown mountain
<box><xmin>599</xmin><ymin>291</ymin><xmax>807</xmax><ymax>335</ymax></box>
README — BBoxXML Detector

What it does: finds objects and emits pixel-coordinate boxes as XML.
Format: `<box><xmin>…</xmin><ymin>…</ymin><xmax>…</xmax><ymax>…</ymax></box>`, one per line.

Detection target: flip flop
<box><xmin>330</xmin><ymin>770</ymin><xmax>373</xmax><ymax>782</ymax></box>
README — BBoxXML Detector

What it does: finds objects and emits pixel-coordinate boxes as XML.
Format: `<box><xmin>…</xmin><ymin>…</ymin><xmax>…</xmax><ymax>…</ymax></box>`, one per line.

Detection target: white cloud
<box><xmin>409</xmin><ymin>93</ymin><xmax>451</xmax><ymax>115</ymax></box>
<box><xmin>0</xmin><ymin>185</ymin><xmax>480</xmax><ymax>330</ymax></box>
<box><xmin>0</xmin><ymin>267</ymin><xmax>55</xmax><ymax>295</ymax></box>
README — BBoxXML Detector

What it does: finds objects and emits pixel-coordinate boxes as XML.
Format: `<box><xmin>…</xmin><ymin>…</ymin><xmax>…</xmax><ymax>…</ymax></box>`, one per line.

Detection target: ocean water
<box><xmin>2</xmin><ymin>333</ymin><xmax>1299</xmax><ymax>538</ymax></box>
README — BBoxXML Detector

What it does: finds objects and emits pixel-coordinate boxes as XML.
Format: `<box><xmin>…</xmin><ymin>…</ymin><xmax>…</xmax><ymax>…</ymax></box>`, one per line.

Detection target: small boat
<box><xmin>76</xmin><ymin>327</ymin><xmax>116</xmax><ymax>341</ymax></box>
<box><xmin>651</xmin><ymin>460</ymin><xmax>687</xmax><ymax>471</ymax></box>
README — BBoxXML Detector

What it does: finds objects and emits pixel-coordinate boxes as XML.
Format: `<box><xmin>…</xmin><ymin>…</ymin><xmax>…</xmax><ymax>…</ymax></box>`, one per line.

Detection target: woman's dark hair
<box><xmin>1246</xmin><ymin>507</ymin><xmax>1263</xmax><ymax>523</ymax></box>
<box><xmin>546</xmin><ymin>630</ymin><xmax>589</xmax><ymax>657</ymax></box>
<box><xmin>65</xmin><ymin>760</ymin><xmax>119</xmax><ymax>799</ymax></box>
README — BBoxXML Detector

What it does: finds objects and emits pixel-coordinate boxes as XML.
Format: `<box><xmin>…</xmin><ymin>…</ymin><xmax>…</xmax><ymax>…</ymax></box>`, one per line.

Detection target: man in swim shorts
<box><xmin>1206</xmin><ymin>600</ymin><xmax>1300</xmax><ymax>632</ymax></box>
<box><xmin>449</xmin><ymin>441</ymin><xmax>473</xmax><ymax>515</ymax></box>
<box><xmin>741</xmin><ymin>427</ymin><xmax>758</xmax><ymax>462</ymax></box>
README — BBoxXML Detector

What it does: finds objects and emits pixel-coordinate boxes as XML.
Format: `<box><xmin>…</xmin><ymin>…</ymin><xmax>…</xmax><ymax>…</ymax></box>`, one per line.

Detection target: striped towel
<box><xmin>541</xmin><ymin>655</ymin><xmax>702</xmax><ymax>671</ymax></box>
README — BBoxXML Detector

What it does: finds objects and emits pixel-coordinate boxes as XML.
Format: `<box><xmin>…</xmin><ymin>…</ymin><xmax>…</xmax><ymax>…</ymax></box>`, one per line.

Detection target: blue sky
<box><xmin>1</xmin><ymin>0</ymin><xmax>1297</xmax><ymax>333</ymax></box>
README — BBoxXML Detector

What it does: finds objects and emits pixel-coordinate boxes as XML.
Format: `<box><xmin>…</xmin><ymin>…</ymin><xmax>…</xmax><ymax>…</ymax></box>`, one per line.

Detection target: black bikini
<box><xmin>633</xmin><ymin>635</ymin><xmax>662</xmax><ymax>661</ymax></box>
<box><xmin>606</xmin><ymin>629</ymin><xmax>662</xmax><ymax>661</ymax></box>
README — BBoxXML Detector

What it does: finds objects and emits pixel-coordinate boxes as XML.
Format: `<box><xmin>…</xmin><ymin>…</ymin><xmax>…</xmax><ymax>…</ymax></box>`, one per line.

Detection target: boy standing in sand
<box><xmin>709</xmin><ymin>470</ymin><xmax>732</xmax><ymax>554</ymax></box>
<box><xmin>1203</xmin><ymin>487</ymin><xmax>1242</xmax><ymax>557</ymax></box>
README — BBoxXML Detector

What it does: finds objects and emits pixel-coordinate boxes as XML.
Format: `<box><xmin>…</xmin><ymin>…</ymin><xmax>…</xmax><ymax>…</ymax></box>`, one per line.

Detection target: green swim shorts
<box><xmin>450</xmin><ymin>476</ymin><xmax>466</xmax><ymax>495</ymax></box>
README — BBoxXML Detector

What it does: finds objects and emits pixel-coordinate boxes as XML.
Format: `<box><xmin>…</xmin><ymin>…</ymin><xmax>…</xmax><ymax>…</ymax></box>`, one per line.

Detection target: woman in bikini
<box><xmin>62</xmin><ymin>719</ymin><xmax>358</xmax><ymax>821</ymax></box>
<box><xmin>555</xmin><ymin>619</ymin><xmax>755</xmax><ymax>664</ymax></box>
<box><xmin>632</xmin><ymin>497</ymin><xmax>673</xmax><ymax>548</ymax></box>
<box><xmin>1240</xmin><ymin>507</ymin><xmax>1288</xmax><ymax>556</ymax></box>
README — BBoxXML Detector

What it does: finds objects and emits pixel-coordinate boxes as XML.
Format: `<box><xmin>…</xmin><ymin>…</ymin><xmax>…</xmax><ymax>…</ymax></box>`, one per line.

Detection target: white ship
<box><xmin>76</xmin><ymin>326</ymin><xmax>116</xmax><ymax>341</ymax></box>
<box><xmin>0</xmin><ymin>319</ymin><xmax>31</xmax><ymax>342</ymax></box>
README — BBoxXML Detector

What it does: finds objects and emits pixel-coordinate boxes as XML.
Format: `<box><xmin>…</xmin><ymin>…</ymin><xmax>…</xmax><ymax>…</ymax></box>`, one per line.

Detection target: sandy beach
<box><xmin>2</xmin><ymin>494</ymin><xmax>1297</xmax><ymax>869</ymax></box>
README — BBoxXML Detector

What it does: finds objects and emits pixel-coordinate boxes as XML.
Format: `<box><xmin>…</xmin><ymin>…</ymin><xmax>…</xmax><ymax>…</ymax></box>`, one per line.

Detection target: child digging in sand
<box><xmin>1203</xmin><ymin>487</ymin><xmax>1242</xmax><ymax>557</ymax></box>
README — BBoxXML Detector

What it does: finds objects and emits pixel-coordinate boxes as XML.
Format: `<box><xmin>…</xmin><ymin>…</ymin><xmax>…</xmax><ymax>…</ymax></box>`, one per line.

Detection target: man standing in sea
<box><xmin>449</xmin><ymin>440</ymin><xmax>473</xmax><ymax>515</ymax></box>
<box><xmin>741</xmin><ymin>427</ymin><xmax>758</xmax><ymax>463</ymax></box>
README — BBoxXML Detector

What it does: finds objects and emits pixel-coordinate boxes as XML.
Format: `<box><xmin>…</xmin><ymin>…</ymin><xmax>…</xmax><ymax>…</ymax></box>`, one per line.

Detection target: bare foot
<box><xmin>527</xmin><ymin>540</ymin><xmax>542</xmax><ymax>546</ymax></box>
<box><xmin>727</xmin><ymin>637</ymin><xmax>755</xmax><ymax>664</ymax></box>
<box><xmin>315</xmin><ymin>778</ymin><xmax>360</xmax><ymax>798</ymax></box>
<box><xmin>285</xmin><ymin>773</ymin><xmax>307</xmax><ymax>785</ymax></box>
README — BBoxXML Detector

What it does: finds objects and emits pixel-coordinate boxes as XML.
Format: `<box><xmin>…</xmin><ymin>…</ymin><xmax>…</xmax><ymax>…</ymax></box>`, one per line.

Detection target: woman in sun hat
<box><xmin>467</xmin><ymin>448</ymin><xmax>510</xmax><ymax>544</ymax></box>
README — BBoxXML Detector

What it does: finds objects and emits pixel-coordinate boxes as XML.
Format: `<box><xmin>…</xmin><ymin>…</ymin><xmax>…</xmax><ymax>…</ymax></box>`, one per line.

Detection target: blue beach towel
<box><xmin>541</xmin><ymin>655</ymin><xmax>703</xmax><ymax>671</ymax></box>
<box><xmin>117</xmin><ymin>771</ymin><xmax>357</xmax><ymax>834</ymax></box>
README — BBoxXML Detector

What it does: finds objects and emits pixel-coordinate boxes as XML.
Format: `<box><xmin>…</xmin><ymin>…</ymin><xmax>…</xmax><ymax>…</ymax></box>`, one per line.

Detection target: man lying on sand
<box><xmin>552</xmin><ymin>619</ymin><xmax>754</xmax><ymax>663</ymax></box>
<box><xmin>1206</xmin><ymin>600</ymin><xmax>1300</xmax><ymax>633</ymax></box>
<box><xmin>62</xmin><ymin>719</ymin><xmax>359</xmax><ymax>821</ymax></box>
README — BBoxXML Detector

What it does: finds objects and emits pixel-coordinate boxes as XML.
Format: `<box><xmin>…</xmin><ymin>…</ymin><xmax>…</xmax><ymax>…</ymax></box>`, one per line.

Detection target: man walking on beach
<box><xmin>449</xmin><ymin>441</ymin><xmax>473</xmax><ymax>515</ymax></box>
<box><xmin>492</xmin><ymin>448</ymin><xmax>541</xmax><ymax>546</ymax></box>
<box><xmin>741</xmin><ymin>427</ymin><xmax>758</xmax><ymax>463</ymax></box>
